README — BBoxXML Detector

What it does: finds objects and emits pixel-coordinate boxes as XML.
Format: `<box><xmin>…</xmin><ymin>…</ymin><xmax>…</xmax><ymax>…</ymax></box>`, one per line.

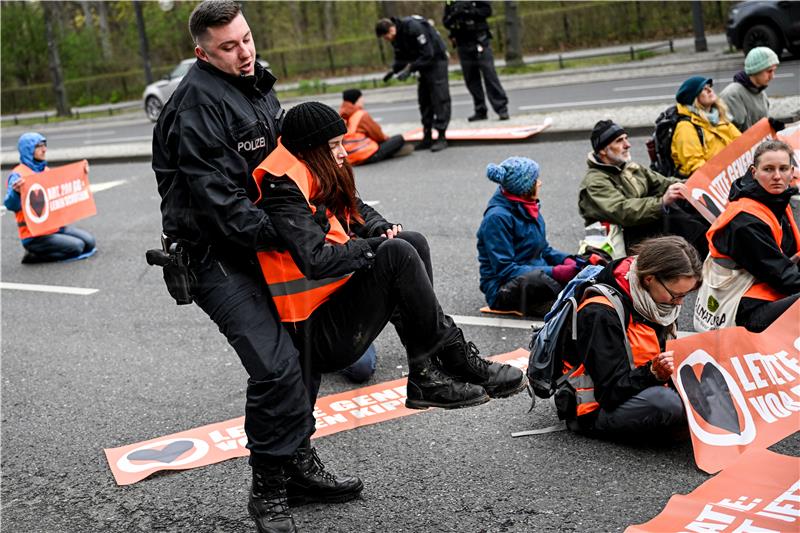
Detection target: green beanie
<box><xmin>744</xmin><ymin>47</ymin><xmax>779</xmax><ymax>75</ymax></box>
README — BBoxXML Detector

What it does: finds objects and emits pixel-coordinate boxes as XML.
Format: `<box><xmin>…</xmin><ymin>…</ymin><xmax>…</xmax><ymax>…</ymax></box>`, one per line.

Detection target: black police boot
<box><xmin>498</xmin><ymin>111</ymin><xmax>510</xmax><ymax>120</ymax></box>
<box><xmin>430</xmin><ymin>129</ymin><xmax>448</xmax><ymax>152</ymax></box>
<box><xmin>468</xmin><ymin>112</ymin><xmax>488</xmax><ymax>122</ymax></box>
<box><xmin>415</xmin><ymin>129</ymin><xmax>433</xmax><ymax>151</ymax></box>
<box><xmin>285</xmin><ymin>445</ymin><xmax>363</xmax><ymax>506</ymax></box>
<box><xmin>405</xmin><ymin>359</ymin><xmax>490</xmax><ymax>409</ymax></box>
<box><xmin>248</xmin><ymin>467</ymin><xmax>297</xmax><ymax>533</ymax></box>
<box><xmin>437</xmin><ymin>329</ymin><xmax>527</xmax><ymax>398</ymax></box>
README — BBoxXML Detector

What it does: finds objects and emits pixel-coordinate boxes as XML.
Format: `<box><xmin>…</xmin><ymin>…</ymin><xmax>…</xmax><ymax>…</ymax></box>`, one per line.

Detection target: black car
<box><xmin>726</xmin><ymin>0</ymin><xmax>800</xmax><ymax>56</ymax></box>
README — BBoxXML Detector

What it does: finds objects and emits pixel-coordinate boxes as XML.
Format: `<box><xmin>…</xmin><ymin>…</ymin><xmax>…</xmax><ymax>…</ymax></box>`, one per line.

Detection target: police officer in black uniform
<box><xmin>151</xmin><ymin>2</ymin><xmax>361</xmax><ymax>532</ymax></box>
<box><xmin>376</xmin><ymin>16</ymin><xmax>451</xmax><ymax>152</ymax></box>
<box><xmin>443</xmin><ymin>1</ymin><xmax>509</xmax><ymax>121</ymax></box>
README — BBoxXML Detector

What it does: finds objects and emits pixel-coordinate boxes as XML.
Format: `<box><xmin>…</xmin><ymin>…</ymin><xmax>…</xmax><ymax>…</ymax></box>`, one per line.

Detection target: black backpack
<box><xmin>646</xmin><ymin>105</ymin><xmax>704</xmax><ymax>178</ymax></box>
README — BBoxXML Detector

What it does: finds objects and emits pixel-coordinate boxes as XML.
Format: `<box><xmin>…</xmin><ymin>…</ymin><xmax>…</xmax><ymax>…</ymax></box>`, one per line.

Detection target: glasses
<box><xmin>655</xmin><ymin>277</ymin><xmax>692</xmax><ymax>303</ymax></box>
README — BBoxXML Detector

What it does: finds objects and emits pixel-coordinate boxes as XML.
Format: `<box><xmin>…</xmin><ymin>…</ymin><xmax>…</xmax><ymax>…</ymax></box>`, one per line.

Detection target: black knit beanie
<box><xmin>281</xmin><ymin>101</ymin><xmax>347</xmax><ymax>153</ymax></box>
<box><xmin>590</xmin><ymin>120</ymin><xmax>627</xmax><ymax>153</ymax></box>
<box><xmin>342</xmin><ymin>88</ymin><xmax>362</xmax><ymax>104</ymax></box>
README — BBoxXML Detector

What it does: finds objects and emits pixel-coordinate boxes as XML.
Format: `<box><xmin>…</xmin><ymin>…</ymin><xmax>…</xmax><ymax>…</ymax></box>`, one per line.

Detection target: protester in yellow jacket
<box><xmin>671</xmin><ymin>76</ymin><xmax>741</xmax><ymax>178</ymax></box>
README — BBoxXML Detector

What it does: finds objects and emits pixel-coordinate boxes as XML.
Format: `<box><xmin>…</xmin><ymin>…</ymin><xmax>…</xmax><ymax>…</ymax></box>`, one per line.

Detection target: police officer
<box><xmin>376</xmin><ymin>16</ymin><xmax>451</xmax><ymax>152</ymax></box>
<box><xmin>151</xmin><ymin>2</ymin><xmax>361</xmax><ymax>532</ymax></box>
<box><xmin>443</xmin><ymin>1</ymin><xmax>509</xmax><ymax>122</ymax></box>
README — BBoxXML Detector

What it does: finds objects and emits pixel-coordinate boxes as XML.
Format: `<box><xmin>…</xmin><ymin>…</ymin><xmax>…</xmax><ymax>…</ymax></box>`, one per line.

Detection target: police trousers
<box><xmin>457</xmin><ymin>43</ymin><xmax>508</xmax><ymax>116</ymax></box>
<box><xmin>418</xmin><ymin>60</ymin><xmax>452</xmax><ymax>132</ymax></box>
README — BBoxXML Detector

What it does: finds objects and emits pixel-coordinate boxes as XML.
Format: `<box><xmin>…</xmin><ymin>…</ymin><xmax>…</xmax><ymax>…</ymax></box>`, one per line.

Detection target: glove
<box><xmin>396</xmin><ymin>66</ymin><xmax>412</xmax><ymax>81</ymax></box>
<box><xmin>382</xmin><ymin>71</ymin><xmax>394</xmax><ymax>83</ymax></box>
<box><xmin>551</xmin><ymin>264</ymin><xmax>580</xmax><ymax>285</ymax></box>
<box><xmin>768</xmin><ymin>117</ymin><xmax>786</xmax><ymax>132</ymax></box>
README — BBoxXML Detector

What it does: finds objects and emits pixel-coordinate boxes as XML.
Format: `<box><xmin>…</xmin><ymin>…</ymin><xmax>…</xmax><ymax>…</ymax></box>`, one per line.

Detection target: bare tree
<box><xmin>42</xmin><ymin>1</ymin><xmax>70</xmax><ymax>116</ymax></box>
<box><xmin>133</xmin><ymin>1</ymin><xmax>153</xmax><ymax>84</ymax></box>
<box><xmin>503</xmin><ymin>1</ymin><xmax>524</xmax><ymax>67</ymax></box>
<box><xmin>377</xmin><ymin>1</ymin><xmax>397</xmax><ymax>19</ymax></box>
<box><xmin>322</xmin><ymin>1</ymin><xmax>335</xmax><ymax>43</ymax></box>
<box><xmin>96</xmin><ymin>1</ymin><xmax>114</xmax><ymax>60</ymax></box>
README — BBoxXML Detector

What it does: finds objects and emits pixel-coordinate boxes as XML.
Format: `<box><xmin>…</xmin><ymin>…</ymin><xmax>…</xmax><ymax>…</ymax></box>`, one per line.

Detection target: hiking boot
<box><xmin>430</xmin><ymin>129</ymin><xmax>448</xmax><ymax>152</ymax></box>
<box><xmin>415</xmin><ymin>130</ymin><xmax>433</xmax><ymax>151</ymax></box>
<box><xmin>285</xmin><ymin>446</ymin><xmax>363</xmax><ymax>506</ymax></box>
<box><xmin>498</xmin><ymin>112</ymin><xmax>510</xmax><ymax>120</ymax></box>
<box><xmin>437</xmin><ymin>329</ymin><xmax>527</xmax><ymax>398</ymax></box>
<box><xmin>249</xmin><ymin>467</ymin><xmax>297</xmax><ymax>533</ymax></box>
<box><xmin>406</xmin><ymin>359</ymin><xmax>490</xmax><ymax>409</ymax></box>
<box><xmin>468</xmin><ymin>113</ymin><xmax>488</xmax><ymax>122</ymax></box>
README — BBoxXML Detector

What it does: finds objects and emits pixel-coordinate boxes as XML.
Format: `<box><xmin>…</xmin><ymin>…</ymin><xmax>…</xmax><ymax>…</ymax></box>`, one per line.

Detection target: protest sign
<box><xmin>19</xmin><ymin>160</ymin><xmax>95</xmax><ymax>237</ymax></box>
<box><xmin>105</xmin><ymin>348</ymin><xmax>530</xmax><ymax>485</ymax></box>
<box><xmin>668</xmin><ymin>299</ymin><xmax>800</xmax><ymax>474</ymax></box>
<box><xmin>626</xmin><ymin>449</ymin><xmax>799</xmax><ymax>533</ymax></box>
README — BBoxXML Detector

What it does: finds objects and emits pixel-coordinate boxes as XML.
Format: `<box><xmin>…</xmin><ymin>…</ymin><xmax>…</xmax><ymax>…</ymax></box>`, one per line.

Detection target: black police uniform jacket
<box><xmin>389</xmin><ymin>16</ymin><xmax>448</xmax><ymax>75</ymax></box>
<box><xmin>442</xmin><ymin>1</ymin><xmax>492</xmax><ymax>46</ymax></box>
<box><xmin>152</xmin><ymin>59</ymin><xmax>281</xmax><ymax>256</ymax></box>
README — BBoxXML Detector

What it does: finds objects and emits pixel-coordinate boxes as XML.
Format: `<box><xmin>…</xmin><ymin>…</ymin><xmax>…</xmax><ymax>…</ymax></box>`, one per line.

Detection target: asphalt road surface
<box><xmin>1</xmin><ymin>136</ymin><xmax>798</xmax><ymax>532</ymax></box>
<box><xmin>4</xmin><ymin>61</ymin><xmax>797</xmax><ymax>151</ymax></box>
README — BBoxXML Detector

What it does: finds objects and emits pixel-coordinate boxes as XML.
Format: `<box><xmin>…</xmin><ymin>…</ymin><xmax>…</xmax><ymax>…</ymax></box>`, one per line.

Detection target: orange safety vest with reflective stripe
<box><xmin>567</xmin><ymin>294</ymin><xmax>662</xmax><ymax>417</ymax></box>
<box><xmin>252</xmin><ymin>141</ymin><xmax>352</xmax><ymax>322</ymax></box>
<box><xmin>707</xmin><ymin>197</ymin><xmax>800</xmax><ymax>302</ymax></box>
<box><xmin>11</xmin><ymin>163</ymin><xmax>54</xmax><ymax>240</ymax></box>
<box><xmin>342</xmin><ymin>109</ymin><xmax>379</xmax><ymax>165</ymax></box>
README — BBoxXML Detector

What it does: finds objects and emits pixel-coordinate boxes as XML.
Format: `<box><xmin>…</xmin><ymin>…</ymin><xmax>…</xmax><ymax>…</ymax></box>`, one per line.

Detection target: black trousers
<box><xmin>663</xmin><ymin>199</ymin><xmax>711</xmax><ymax>258</ymax></box>
<box><xmin>362</xmin><ymin>134</ymin><xmax>406</xmax><ymax>165</ymax></box>
<box><xmin>189</xmin><ymin>253</ymin><xmax>315</xmax><ymax>468</ymax></box>
<box><xmin>418</xmin><ymin>60</ymin><xmax>451</xmax><ymax>132</ymax></box>
<box><xmin>737</xmin><ymin>293</ymin><xmax>800</xmax><ymax>333</ymax></box>
<box><xmin>491</xmin><ymin>269</ymin><xmax>562</xmax><ymax>317</ymax></box>
<box><xmin>289</xmin><ymin>231</ymin><xmax>458</xmax><ymax>407</ymax></box>
<box><xmin>457</xmin><ymin>43</ymin><xmax>508</xmax><ymax>116</ymax></box>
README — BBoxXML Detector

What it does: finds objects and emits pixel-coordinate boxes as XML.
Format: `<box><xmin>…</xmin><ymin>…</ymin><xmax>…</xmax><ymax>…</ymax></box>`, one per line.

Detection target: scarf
<box><xmin>502</xmin><ymin>189</ymin><xmax>539</xmax><ymax>219</ymax></box>
<box><xmin>626</xmin><ymin>257</ymin><xmax>680</xmax><ymax>338</ymax></box>
<box><xmin>690</xmin><ymin>104</ymin><xmax>720</xmax><ymax>126</ymax></box>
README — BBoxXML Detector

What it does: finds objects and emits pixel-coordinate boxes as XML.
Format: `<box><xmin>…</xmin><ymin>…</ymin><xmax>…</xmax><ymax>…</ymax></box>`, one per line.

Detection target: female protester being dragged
<box><xmin>477</xmin><ymin>156</ymin><xmax>583</xmax><ymax>317</ymax></box>
<box><xmin>253</xmin><ymin>101</ymin><xmax>526</xmax><ymax>412</ymax></box>
<box><xmin>701</xmin><ymin>140</ymin><xmax>800</xmax><ymax>333</ymax></box>
<box><xmin>671</xmin><ymin>76</ymin><xmax>741</xmax><ymax>178</ymax></box>
<box><xmin>568</xmin><ymin>236</ymin><xmax>702</xmax><ymax>440</ymax></box>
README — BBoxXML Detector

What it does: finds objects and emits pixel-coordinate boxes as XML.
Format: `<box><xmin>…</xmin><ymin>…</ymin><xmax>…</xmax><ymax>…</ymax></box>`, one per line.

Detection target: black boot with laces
<box><xmin>405</xmin><ymin>359</ymin><xmax>490</xmax><ymax>409</ymax></box>
<box><xmin>437</xmin><ymin>329</ymin><xmax>527</xmax><ymax>398</ymax></box>
<box><xmin>285</xmin><ymin>445</ymin><xmax>364</xmax><ymax>506</ymax></box>
<box><xmin>249</xmin><ymin>467</ymin><xmax>296</xmax><ymax>533</ymax></box>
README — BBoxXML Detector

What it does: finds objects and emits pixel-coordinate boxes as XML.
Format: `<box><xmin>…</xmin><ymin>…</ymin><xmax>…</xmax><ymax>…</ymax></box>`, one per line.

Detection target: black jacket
<box><xmin>390</xmin><ymin>16</ymin><xmax>448</xmax><ymax>74</ymax></box>
<box><xmin>152</xmin><ymin>59</ymin><xmax>283</xmax><ymax>257</ymax></box>
<box><xmin>259</xmin><ymin>176</ymin><xmax>396</xmax><ymax>280</ymax></box>
<box><xmin>575</xmin><ymin>259</ymin><xmax>667</xmax><ymax>412</ymax></box>
<box><xmin>711</xmin><ymin>172</ymin><xmax>800</xmax><ymax>315</ymax></box>
<box><xmin>442</xmin><ymin>1</ymin><xmax>492</xmax><ymax>46</ymax></box>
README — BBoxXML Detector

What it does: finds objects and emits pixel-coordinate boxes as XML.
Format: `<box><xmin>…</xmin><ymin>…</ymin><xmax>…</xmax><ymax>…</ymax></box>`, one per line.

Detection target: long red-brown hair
<box><xmin>296</xmin><ymin>143</ymin><xmax>364</xmax><ymax>225</ymax></box>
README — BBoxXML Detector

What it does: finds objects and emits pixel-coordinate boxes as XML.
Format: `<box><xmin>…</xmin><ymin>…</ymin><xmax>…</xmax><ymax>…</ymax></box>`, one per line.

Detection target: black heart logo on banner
<box><xmin>29</xmin><ymin>189</ymin><xmax>46</xmax><ymax>217</ymax></box>
<box><xmin>680</xmin><ymin>363</ymin><xmax>741</xmax><ymax>435</ymax></box>
<box><xmin>127</xmin><ymin>440</ymin><xmax>195</xmax><ymax>464</ymax></box>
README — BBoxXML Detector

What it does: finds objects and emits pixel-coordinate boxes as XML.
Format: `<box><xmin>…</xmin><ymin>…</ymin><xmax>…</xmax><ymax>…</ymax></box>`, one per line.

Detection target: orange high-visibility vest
<box><xmin>707</xmin><ymin>197</ymin><xmax>800</xmax><ymax>302</ymax></box>
<box><xmin>10</xmin><ymin>163</ymin><xmax>55</xmax><ymax>240</ymax></box>
<box><xmin>342</xmin><ymin>109</ymin><xmax>379</xmax><ymax>165</ymax></box>
<box><xmin>252</xmin><ymin>141</ymin><xmax>352</xmax><ymax>322</ymax></box>
<box><xmin>568</xmin><ymin>294</ymin><xmax>662</xmax><ymax>417</ymax></box>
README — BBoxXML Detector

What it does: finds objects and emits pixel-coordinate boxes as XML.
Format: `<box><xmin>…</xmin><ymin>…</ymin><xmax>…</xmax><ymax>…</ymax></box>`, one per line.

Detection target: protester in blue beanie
<box><xmin>476</xmin><ymin>156</ymin><xmax>578</xmax><ymax>316</ymax></box>
<box><xmin>3</xmin><ymin>132</ymin><xmax>96</xmax><ymax>264</ymax></box>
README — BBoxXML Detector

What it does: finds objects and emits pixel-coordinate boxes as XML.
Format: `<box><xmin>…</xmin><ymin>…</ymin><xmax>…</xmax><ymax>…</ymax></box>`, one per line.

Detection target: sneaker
<box><xmin>415</xmin><ymin>131</ymin><xmax>433</xmax><ymax>151</ymax></box>
<box><xmin>285</xmin><ymin>446</ymin><xmax>363</xmax><ymax>506</ymax></box>
<box><xmin>249</xmin><ymin>468</ymin><xmax>297</xmax><ymax>533</ymax></box>
<box><xmin>405</xmin><ymin>360</ymin><xmax>490</xmax><ymax>409</ymax></box>
<box><xmin>437</xmin><ymin>329</ymin><xmax>527</xmax><ymax>398</ymax></box>
<box><xmin>394</xmin><ymin>143</ymin><xmax>415</xmax><ymax>158</ymax></box>
<box><xmin>430</xmin><ymin>138</ymin><xmax>448</xmax><ymax>152</ymax></box>
<box><xmin>467</xmin><ymin>113</ymin><xmax>488</xmax><ymax>122</ymax></box>
<box><xmin>498</xmin><ymin>112</ymin><xmax>510</xmax><ymax>120</ymax></box>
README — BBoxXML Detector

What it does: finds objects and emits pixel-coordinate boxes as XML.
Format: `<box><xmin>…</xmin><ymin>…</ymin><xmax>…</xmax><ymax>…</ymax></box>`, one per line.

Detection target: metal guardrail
<box><xmin>1</xmin><ymin>100</ymin><xmax>141</xmax><ymax>124</ymax></box>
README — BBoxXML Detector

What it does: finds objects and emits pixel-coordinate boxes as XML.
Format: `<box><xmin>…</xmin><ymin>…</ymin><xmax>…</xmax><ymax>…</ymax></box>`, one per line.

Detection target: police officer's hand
<box><xmin>382</xmin><ymin>71</ymin><xmax>395</xmax><ymax>83</ymax></box>
<box><xmin>650</xmin><ymin>351</ymin><xmax>674</xmax><ymax>381</ymax></box>
<box><xmin>396</xmin><ymin>66</ymin><xmax>412</xmax><ymax>81</ymax></box>
<box><xmin>11</xmin><ymin>176</ymin><xmax>25</xmax><ymax>192</ymax></box>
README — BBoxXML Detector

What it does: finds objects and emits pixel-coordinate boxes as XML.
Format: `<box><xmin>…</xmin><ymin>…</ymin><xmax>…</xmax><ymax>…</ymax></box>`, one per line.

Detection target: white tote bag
<box><xmin>693</xmin><ymin>256</ymin><xmax>755</xmax><ymax>332</ymax></box>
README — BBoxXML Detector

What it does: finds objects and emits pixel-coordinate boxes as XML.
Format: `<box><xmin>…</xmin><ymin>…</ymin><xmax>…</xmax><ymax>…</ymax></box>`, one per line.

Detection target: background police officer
<box><xmin>443</xmin><ymin>1</ymin><xmax>509</xmax><ymax>122</ymax></box>
<box><xmin>152</xmin><ymin>2</ymin><xmax>361</xmax><ymax>532</ymax></box>
<box><xmin>376</xmin><ymin>16</ymin><xmax>451</xmax><ymax>152</ymax></box>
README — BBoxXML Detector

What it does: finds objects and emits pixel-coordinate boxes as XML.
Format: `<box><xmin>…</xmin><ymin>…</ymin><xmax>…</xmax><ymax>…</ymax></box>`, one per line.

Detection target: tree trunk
<box><xmin>133</xmin><ymin>1</ymin><xmax>153</xmax><ymax>84</ymax></box>
<box><xmin>378</xmin><ymin>1</ymin><xmax>397</xmax><ymax>19</ymax></box>
<box><xmin>503</xmin><ymin>1</ymin><xmax>524</xmax><ymax>67</ymax></box>
<box><xmin>42</xmin><ymin>1</ymin><xmax>70</xmax><ymax>116</ymax></box>
<box><xmin>80</xmin><ymin>1</ymin><xmax>93</xmax><ymax>30</ymax></box>
<box><xmin>96</xmin><ymin>1</ymin><xmax>114</xmax><ymax>61</ymax></box>
<box><xmin>322</xmin><ymin>1</ymin><xmax>335</xmax><ymax>43</ymax></box>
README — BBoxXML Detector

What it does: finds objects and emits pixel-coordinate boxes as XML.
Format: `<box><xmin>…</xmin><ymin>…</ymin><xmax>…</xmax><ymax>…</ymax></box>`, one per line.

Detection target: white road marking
<box><xmin>0</xmin><ymin>282</ymin><xmax>98</xmax><ymax>295</ymax></box>
<box><xmin>369</xmin><ymin>99</ymin><xmax>473</xmax><ymax>113</ymax></box>
<box><xmin>613</xmin><ymin>72</ymin><xmax>794</xmax><ymax>92</ymax></box>
<box><xmin>90</xmin><ymin>179</ymin><xmax>126</xmax><ymax>193</ymax></box>
<box><xmin>519</xmin><ymin>94</ymin><xmax>675</xmax><ymax>110</ymax></box>
<box><xmin>50</xmin><ymin>129</ymin><xmax>117</xmax><ymax>140</ymax></box>
<box><xmin>451</xmin><ymin>313</ymin><xmax>695</xmax><ymax>337</ymax></box>
<box><xmin>83</xmin><ymin>135</ymin><xmax>152</xmax><ymax>145</ymax></box>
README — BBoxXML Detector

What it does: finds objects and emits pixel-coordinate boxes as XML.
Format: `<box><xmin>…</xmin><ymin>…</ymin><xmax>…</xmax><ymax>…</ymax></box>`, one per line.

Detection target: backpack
<box><xmin>646</xmin><ymin>105</ymin><xmax>704</xmax><ymax>178</ymax></box>
<box><xmin>526</xmin><ymin>265</ymin><xmax>630</xmax><ymax>419</ymax></box>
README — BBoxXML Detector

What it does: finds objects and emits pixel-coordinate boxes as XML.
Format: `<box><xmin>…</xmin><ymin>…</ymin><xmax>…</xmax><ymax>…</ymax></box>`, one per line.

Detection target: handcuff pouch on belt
<box><xmin>145</xmin><ymin>234</ymin><xmax>193</xmax><ymax>305</ymax></box>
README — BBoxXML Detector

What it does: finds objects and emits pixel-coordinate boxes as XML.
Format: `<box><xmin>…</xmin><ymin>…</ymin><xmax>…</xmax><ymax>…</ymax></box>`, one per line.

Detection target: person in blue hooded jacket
<box><xmin>4</xmin><ymin>132</ymin><xmax>96</xmax><ymax>264</ymax></box>
<box><xmin>477</xmin><ymin>156</ymin><xmax>579</xmax><ymax>316</ymax></box>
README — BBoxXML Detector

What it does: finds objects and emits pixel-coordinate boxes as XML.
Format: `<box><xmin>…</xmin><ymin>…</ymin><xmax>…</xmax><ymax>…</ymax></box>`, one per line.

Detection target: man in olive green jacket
<box><xmin>579</xmin><ymin>120</ymin><xmax>684</xmax><ymax>248</ymax></box>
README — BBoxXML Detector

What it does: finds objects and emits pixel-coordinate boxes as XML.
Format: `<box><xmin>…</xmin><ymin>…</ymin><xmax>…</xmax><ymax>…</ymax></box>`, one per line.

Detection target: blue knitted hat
<box><xmin>676</xmin><ymin>76</ymin><xmax>712</xmax><ymax>105</ymax></box>
<box><xmin>486</xmin><ymin>157</ymin><xmax>540</xmax><ymax>196</ymax></box>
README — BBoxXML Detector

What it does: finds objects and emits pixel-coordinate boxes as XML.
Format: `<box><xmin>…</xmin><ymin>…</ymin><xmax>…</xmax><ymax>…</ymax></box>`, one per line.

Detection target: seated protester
<box><xmin>255</xmin><ymin>102</ymin><xmax>526</xmax><ymax>413</ymax></box>
<box><xmin>706</xmin><ymin>140</ymin><xmax>800</xmax><ymax>333</ymax></box>
<box><xmin>719</xmin><ymin>47</ymin><xmax>780</xmax><ymax>133</ymax></box>
<box><xmin>339</xmin><ymin>88</ymin><xmax>412</xmax><ymax>166</ymax></box>
<box><xmin>4</xmin><ymin>132</ymin><xmax>96</xmax><ymax>264</ymax></box>
<box><xmin>671</xmin><ymin>76</ymin><xmax>741</xmax><ymax>178</ymax></box>
<box><xmin>579</xmin><ymin>120</ymin><xmax>684</xmax><ymax>250</ymax></box>
<box><xmin>568</xmin><ymin>236</ymin><xmax>702</xmax><ymax>440</ymax></box>
<box><xmin>477</xmin><ymin>157</ymin><xmax>579</xmax><ymax>317</ymax></box>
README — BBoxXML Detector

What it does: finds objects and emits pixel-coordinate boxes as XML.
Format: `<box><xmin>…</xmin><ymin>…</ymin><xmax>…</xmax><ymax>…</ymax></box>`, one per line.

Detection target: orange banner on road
<box><xmin>668</xmin><ymin>299</ymin><xmax>800</xmax><ymax>474</ymax></box>
<box><xmin>19</xmin><ymin>160</ymin><xmax>96</xmax><ymax>237</ymax></box>
<box><xmin>626</xmin><ymin>449</ymin><xmax>799</xmax><ymax>533</ymax></box>
<box><xmin>403</xmin><ymin>121</ymin><xmax>551</xmax><ymax>141</ymax></box>
<box><xmin>104</xmin><ymin>349</ymin><xmax>529</xmax><ymax>485</ymax></box>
